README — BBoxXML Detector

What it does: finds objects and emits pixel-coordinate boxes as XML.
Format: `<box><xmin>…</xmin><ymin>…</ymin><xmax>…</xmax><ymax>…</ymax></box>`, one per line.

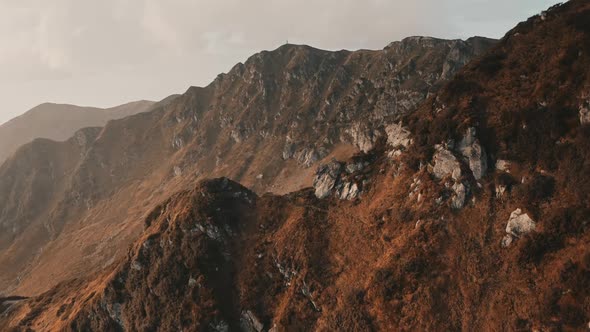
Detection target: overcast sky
<box><xmin>0</xmin><ymin>0</ymin><xmax>560</xmax><ymax>124</ymax></box>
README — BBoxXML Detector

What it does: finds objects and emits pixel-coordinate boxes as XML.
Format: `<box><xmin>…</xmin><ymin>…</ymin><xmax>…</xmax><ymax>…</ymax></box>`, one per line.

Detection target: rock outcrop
<box><xmin>313</xmin><ymin>160</ymin><xmax>343</xmax><ymax>199</ymax></box>
<box><xmin>429</xmin><ymin>127</ymin><xmax>488</xmax><ymax>209</ymax></box>
<box><xmin>347</xmin><ymin>122</ymin><xmax>379</xmax><ymax>153</ymax></box>
<box><xmin>430</xmin><ymin>144</ymin><xmax>468</xmax><ymax>209</ymax></box>
<box><xmin>385</xmin><ymin>123</ymin><xmax>413</xmax><ymax>149</ymax></box>
<box><xmin>457</xmin><ymin>127</ymin><xmax>487</xmax><ymax>180</ymax></box>
<box><xmin>450</xmin><ymin>182</ymin><xmax>467</xmax><ymax>209</ymax></box>
<box><xmin>495</xmin><ymin>160</ymin><xmax>511</xmax><ymax>173</ymax></box>
<box><xmin>580</xmin><ymin>94</ymin><xmax>590</xmax><ymax>125</ymax></box>
<box><xmin>505</xmin><ymin>208</ymin><xmax>536</xmax><ymax>237</ymax></box>
<box><xmin>312</xmin><ymin>157</ymin><xmax>368</xmax><ymax>201</ymax></box>
<box><xmin>431</xmin><ymin>145</ymin><xmax>462</xmax><ymax>181</ymax></box>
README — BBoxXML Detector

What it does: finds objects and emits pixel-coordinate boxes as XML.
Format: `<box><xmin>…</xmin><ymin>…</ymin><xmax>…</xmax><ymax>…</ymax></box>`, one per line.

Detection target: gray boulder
<box><xmin>313</xmin><ymin>160</ymin><xmax>343</xmax><ymax>199</ymax></box>
<box><xmin>580</xmin><ymin>100</ymin><xmax>590</xmax><ymax>125</ymax></box>
<box><xmin>450</xmin><ymin>182</ymin><xmax>467</xmax><ymax>209</ymax></box>
<box><xmin>348</xmin><ymin>122</ymin><xmax>378</xmax><ymax>153</ymax></box>
<box><xmin>495</xmin><ymin>160</ymin><xmax>511</xmax><ymax>173</ymax></box>
<box><xmin>432</xmin><ymin>145</ymin><xmax>462</xmax><ymax>181</ymax></box>
<box><xmin>338</xmin><ymin>182</ymin><xmax>360</xmax><ymax>200</ymax></box>
<box><xmin>282</xmin><ymin>139</ymin><xmax>296</xmax><ymax>160</ymax></box>
<box><xmin>506</xmin><ymin>208</ymin><xmax>536</xmax><ymax>237</ymax></box>
<box><xmin>240</xmin><ymin>310</ymin><xmax>264</xmax><ymax>332</ymax></box>
<box><xmin>385</xmin><ymin>123</ymin><xmax>412</xmax><ymax>149</ymax></box>
<box><xmin>296</xmin><ymin>148</ymin><xmax>320</xmax><ymax>167</ymax></box>
<box><xmin>457</xmin><ymin>127</ymin><xmax>487</xmax><ymax>180</ymax></box>
<box><xmin>345</xmin><ymin>161</ymin><xmax>365</xmax><ymax>174</ymax></box>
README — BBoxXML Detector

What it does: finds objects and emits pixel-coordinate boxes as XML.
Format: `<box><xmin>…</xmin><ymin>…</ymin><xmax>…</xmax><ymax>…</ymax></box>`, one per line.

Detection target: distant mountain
<box><xmin>0</xmin><ymin>99</ymin><xmax>172</xmax><ymax>163</ymax></box>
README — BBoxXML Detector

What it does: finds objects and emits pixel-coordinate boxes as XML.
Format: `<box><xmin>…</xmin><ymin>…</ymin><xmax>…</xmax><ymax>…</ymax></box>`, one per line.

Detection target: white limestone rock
<box><xmin>501</xmin><ymin>234</ymin><xmax>513</xmax><ymax>248</ymax></box>
<box><xmin>457</xmin><ymin>127</ymin><xmax>487</xmax><ymax>180</ymax></box>
<box><xmin>338</xmin><ymin>182</ymin><xmax>360</xmax><ymax>200</ymax></box>
<box><xmin>495</xmin><ymin>185</ymin><xmax>507</xmax><ymax>198</ymax></box>
<box><xmin>506</xmin><ymin>208</ymin><xmax>536</xmax><ymax>237</ymax></box>
<box><xmin>385</xmin><ymin>123</ymin><xmax>412</xmax><ymax>149</ymax></box>
<box><xmin>348</xmin><ymin>122</ymin><xmax>378</xmax><ymax>153</ymax></box>
<box><xmin>432</xmin><ymin>146</ymin><xmax>462</xmax><ymax>181</ymax></box>
<box><xmin>451</xmin><ymin>182</ymin><xmax>467</xmax><ymax>209</ymax></box>
<box><xmin>495</xmin><ymin>160</ymin><xmax>511</xmax><ymax>173</ymax></box>
<box><xmin>313</xmin><ymin>160</ymin><xmax>342</xmax><ymax>199</ymax></box>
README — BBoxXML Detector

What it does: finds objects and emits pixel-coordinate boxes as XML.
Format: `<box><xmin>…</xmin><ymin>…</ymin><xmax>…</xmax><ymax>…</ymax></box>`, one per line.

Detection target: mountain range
<box><xmin>0</xmin><ymin>100</ymin><xmax>170</xmax><ymax>164</ymax></box>
<box><xmin>1</xmin><ymin>0</ymin><xmax>589</xmax><ymax>331</ymax></box>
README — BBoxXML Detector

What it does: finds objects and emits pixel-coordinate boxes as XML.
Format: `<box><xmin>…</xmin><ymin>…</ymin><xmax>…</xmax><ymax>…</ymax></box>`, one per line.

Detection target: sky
<box><xmin>0</xmin><ymin>0</ymin><xmax>561</xmax><ymax>124</ymax></box>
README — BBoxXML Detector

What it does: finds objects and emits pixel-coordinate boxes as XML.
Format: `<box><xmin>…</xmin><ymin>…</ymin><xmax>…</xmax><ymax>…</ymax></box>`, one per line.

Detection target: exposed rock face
<box><xmin>430</xmin><ymin>145</ymin><xmax>469</xmax><ymax>209</ymax></box>
<box><xmin>345</xmin><ymin>161</ymin><xmax>365</xmax><ymax>174</ymax></box>
<box><xmin>501</xmin><ymin>234</ymin><xmax>513</xmax><ymax>248</ymax></box>
<box><xmin>432</xmin><ymin>145</ymin><xmax>462</xmax><ymax>181</ymax></box>
<box><xmin>457</xmin><ymin>127</ymin><xmax>487</xmax><ymax>180</ymax></box>
<box><xmin>337</xmin><ymin>182</ymin><xmax>360</xmax><ymax>201</ymax></box>
<box><xmin>429</xmin><ymin>128</ymin><xmax>486</xmax><ymax>209</ymax></box>
<box><xmin>295</xmin><ymin>147</ymin><xmax>323</xmax><ymax>168</ymax></box>
<box><xmin>241</xmin><ymin>310</ymin><xmax>264</xmax><ymax>332</ymax></box>
<box><xmin>313</xmin><ymin>156</ymin><xmax>371</xmax><ymax>200</ymax></box>
<box><xmin>347</xmin><ymin>122</ymin><xmax>379</xmax><ymax>153</ymax></box>
<box><xmin>495</xmin><ymin>184</ymin><xmax>507</xmax><ymax>198</ymax></box>
<box><xmin>385</xmin><ymin>123</ymin><xmax>413</xmax><ymax>149</ymax></box>
<box><xmin>505</xmin><ymin>208</ymin><xmax>536</xmax><ymax>237</ymax></box>
<box><xmin>580</xmin><ymin>96</ymin><xmax>590</xmax><ymax>125</ymax></box>
<box><xmin>495</xmin><ymin>160</ymin><xmax>511</xmax><ymax>172</ymax></box>
<box><xmin>450</xmin><ymin>182</ymin><xmax>467</xmax><ymax>209</ymax></box>
<box><xmin>313</xmin><ymin>160</ymin><xmax>343</xmax><ymax>199</ymax></box>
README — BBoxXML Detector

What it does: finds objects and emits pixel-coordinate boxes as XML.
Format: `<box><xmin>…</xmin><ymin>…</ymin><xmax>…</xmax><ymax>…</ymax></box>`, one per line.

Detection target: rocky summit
<box><xmin>2</xmin><ymin>0</ymin><xmax>590</xmax><ymax>331</ymax></box>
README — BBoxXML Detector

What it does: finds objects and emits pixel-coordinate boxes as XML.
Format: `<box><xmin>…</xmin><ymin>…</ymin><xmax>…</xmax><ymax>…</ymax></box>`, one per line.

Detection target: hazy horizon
<box><xmin>0</xmin><ymin>0</ymin><xmax>560</xmax><ymax>125</ymax></box>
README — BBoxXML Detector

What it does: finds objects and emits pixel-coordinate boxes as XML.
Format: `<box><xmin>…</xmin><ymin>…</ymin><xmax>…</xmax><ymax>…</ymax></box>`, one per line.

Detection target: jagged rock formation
<box><xmin>312</xmin><ymin>155</ymin><xmax>374</xmax><ymax>201</ymax></box>
<box><xmin>580</xmin><ymin>101</ymin><xmax>590</xmax><ymax>125</ymax></box>
<box><xmin>503</xmin><ymin>208</ymin><xmax>537</xmax><ymax>248</ymax></box>
<box><xmin>312</xmin><ymin>160</ymin><xmax>343</xmax><ymax>199</ymax></box>
<box><xmin>0</xmin><ymin>36</ymin><xmax>495</xmax><ymax>296</ymax></box>
<box><xmin>457</xmin><ymin>127</ymin><xmax>488</xmax><ymax>180</ymax></box>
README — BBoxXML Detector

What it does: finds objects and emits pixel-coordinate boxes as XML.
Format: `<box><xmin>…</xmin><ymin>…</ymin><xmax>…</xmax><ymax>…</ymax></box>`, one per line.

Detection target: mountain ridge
<box><xmin>0</xmin><ymin>35</ymin><xmax>495</xmax><ymax>297</ymax></box>
<box><xmin>0</xmin><ymin>99</ymin><xmax>174</xmax><ymax>164</ymax></box>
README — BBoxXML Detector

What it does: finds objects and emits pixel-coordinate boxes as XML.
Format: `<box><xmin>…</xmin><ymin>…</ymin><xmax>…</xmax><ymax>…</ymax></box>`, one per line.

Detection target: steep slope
<box><xmin>2</xmin><ymin>1</ymin><xmax>590</xmax><ymax>331</ymax></box>
<box><xmin>0</xmin><ymin>100</ymin><xmax>170</xmax><ymax>163</ymax></box>
<box><xmin>0</xmin><ymin>37</ymin><xmax>494</xmax><ymax>297</ymax></box>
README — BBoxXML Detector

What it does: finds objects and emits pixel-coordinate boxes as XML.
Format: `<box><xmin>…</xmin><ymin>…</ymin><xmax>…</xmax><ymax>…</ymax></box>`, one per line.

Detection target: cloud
<box><xmin>141</xmin><ymin>0</ymin><xmax>184</xmax><ymax>54</ymax></box>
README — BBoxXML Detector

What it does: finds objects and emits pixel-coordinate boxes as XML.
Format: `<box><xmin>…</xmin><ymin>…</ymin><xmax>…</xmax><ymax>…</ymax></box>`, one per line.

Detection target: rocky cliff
<box><xmin>0</xmin><ymin>36</ymin><xmax>494</xmax><ymax>297</ymax></box>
